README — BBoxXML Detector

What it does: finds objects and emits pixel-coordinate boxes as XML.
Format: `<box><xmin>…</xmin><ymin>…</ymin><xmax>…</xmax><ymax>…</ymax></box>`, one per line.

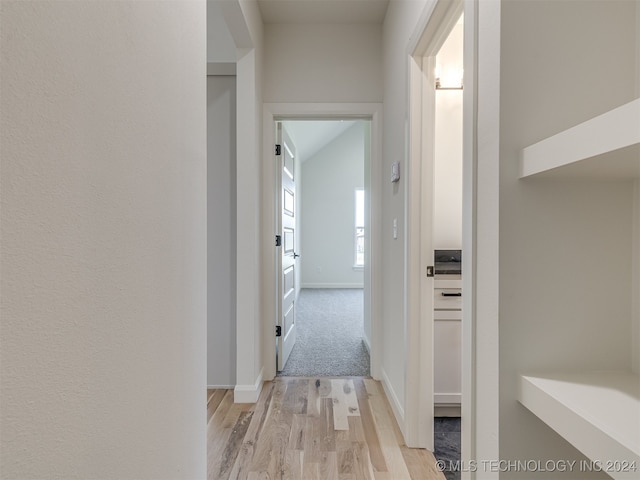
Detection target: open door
<box><xmin>276</xmin><ymin>123</ymin><xmax>298</xmax><ymax>371</ymax></box>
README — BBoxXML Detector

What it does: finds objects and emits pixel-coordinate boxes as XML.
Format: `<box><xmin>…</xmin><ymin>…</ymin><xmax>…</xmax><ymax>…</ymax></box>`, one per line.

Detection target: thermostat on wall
<box><xmin>391</xmin><ymin>161</ymin><xmax>401</xmax><ymax>183</ymax></box>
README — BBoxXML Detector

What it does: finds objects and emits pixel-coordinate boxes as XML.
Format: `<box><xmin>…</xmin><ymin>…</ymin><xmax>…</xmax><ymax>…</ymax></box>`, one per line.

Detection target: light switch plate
<box><xmin>391</xmin><ymin>161</ymin><xmax>400</xmax><ymax>183</ymax></box>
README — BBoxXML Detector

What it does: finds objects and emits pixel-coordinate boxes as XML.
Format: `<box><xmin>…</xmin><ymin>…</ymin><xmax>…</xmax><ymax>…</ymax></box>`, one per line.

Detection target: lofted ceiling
<box><xmin>257</xmin><ymin>0</ymin><xmax>390</xmax><ymax>24</ymax></box>
<box><xmin>209</xmin><ymin>0</ymin><xmax>387</xmax><ymax>158</ymax></box>
<box><xmin>283</xmin><ymin>120</ymin><xmax>357</xmax><ymax>162</ymax></box>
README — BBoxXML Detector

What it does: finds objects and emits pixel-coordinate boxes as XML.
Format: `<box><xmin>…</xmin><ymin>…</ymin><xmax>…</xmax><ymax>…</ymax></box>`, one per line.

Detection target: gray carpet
<box><xmin>278</xmin><ymin>288</ymin><xmax>370</xmax><ymax>377</ymax></box>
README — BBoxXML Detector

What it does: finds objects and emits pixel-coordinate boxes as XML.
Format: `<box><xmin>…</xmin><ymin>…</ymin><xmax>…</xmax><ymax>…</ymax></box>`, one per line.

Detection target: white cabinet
<box><xmin>434</xmin><ymin>277</ymin><xmax>461</xmax><ymax>406</ymax></box>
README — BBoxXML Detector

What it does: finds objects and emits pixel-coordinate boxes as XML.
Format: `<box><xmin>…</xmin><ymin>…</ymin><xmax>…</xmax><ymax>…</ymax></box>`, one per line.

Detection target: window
<box><xmin>355</xmin><ymin>189</ymin><xmax>365</xmax><ymax>267</ymax></box>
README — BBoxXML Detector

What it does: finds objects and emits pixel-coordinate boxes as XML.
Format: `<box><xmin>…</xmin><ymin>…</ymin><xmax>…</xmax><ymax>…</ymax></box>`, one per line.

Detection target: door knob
<box><xmin>293</xmin><ymin>252</ymin><xmax>300</xmax><ymax>258</ymax></box>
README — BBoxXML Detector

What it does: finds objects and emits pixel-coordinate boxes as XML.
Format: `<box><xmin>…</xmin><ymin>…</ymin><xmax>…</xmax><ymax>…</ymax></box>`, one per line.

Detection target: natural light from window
<box><xmin>355</xmin><ymin>189</ymin><xmax>364</xmax><ymax>267</ymax></box>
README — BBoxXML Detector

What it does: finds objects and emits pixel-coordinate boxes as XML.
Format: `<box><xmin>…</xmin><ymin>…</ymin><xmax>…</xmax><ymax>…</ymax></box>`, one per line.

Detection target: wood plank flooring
<box><xmin>207</xmin><ymin>377</ymin><xmax>445</xmax><ymax>480</ymax></box>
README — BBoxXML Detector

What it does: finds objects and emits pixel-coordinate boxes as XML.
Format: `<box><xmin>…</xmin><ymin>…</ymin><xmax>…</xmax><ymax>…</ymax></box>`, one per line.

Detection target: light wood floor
<box><xmin>207</xmin><ymin>377</ymin><xmax>445</xmax><ymax>480</ymax></box>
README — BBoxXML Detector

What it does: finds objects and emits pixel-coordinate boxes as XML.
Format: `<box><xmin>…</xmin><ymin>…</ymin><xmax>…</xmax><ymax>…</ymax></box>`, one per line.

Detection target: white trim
<box><xmin>208</xmin><ymin>385</ymin><xmax>235</xmax><ymax>390</ymax></box>
<box><xmin>405</xmin><ymin>0</ymin><xmax>463</xmax><ymax>450</ymax></box>
<box><xmin>435</xmin><ymin>405</ymin><xmax>462</xmax><ymax>417</ymax></box>
<box><xmin>634</xmin><ymin>180</ymin><xmax>640</xmax><ymax>375</ymax></box>
<box><xmin>461</xmin><ymin>2</ymin><xmax>477</xmax><ymax>478</ymax></box>
<box><xmin>518</xmin><ymin>371</ymin><xmax>640</xmax><ymax>474</ymax></box>
<box><xmin>362</xmin><ymin>334</ymin><xmax>371</xmax><ymax>354</ymax></box>
<box><xmin>262</xmin><ymin>103</ymin><xmax>384</xmax><ymax>383</ymax></box>
<box><xmin>519</xmin><ymin>98</ymin><xmax>640</xmax><ymax>178</ymax></box>
<box><xmin>380</xmin><ymin>368</ymin><xmax>406</xmax><ymax>439</ymax></box>
<box><xmin>435</xmin><ymin>393</ymin><xmax>462</xmax><ymax>404</ymax></box>
<box><xmin>408</xmin><ymin>0</ymin><xmax>463</xmax><ymax>57</ymax></box>
<box><xmin>301</xmin><ymin>283</ymin><xmax>364</xmax><ymax>289</ymax></box>
<box><xmin>465</xmin><ymin>1</ymin><xmax>501</xmax><ymax>478</ymax></box>
<box><xmin>233</xmin><ymin>368</ymin><xmax>263</xmax><ymax>403</ymax></box>
<box><xmin>207</xmin><ymin>62</ymin><xmax>236</xmax><ymax>76</ymax></box>
<box><xmin>352</xmin><ymin>265</ymin><xmax>364</xmax><ymax>271</ymax></box>
<box><xmin>405</xmin><ymin>52</ymin><xmax>435</xmax><ymax>450</ymax></box>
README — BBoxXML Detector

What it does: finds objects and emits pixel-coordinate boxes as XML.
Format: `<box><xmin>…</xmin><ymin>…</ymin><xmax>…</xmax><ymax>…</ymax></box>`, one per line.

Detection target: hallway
<box><xmin>207</xmin><ymin>377</ymin><xmax>444</xmax><ymax>480</ymax></box>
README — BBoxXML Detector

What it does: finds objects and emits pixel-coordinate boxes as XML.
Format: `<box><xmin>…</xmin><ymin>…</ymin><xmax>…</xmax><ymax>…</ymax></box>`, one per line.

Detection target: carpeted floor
<box><xmin>278</xmin><ymin>288</ymin><xmax>370</xmax><ymax>377</ymax></box>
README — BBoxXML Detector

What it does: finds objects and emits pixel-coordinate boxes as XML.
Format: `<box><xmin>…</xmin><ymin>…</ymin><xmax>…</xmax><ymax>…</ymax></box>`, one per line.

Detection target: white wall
<box><xmin>498</xmin><ymin>1</ymin><xmax>637</xmax><ymax>477</ymax></box>
<box><xmin>363</xmin><ymin>121</ymin><xmax>373</xmax><ymax>349</ymax></box>
<box><xmin>227</xmin><ymin>0</ymin><xmax>265</xmax><ymax>402</ymax></box>
<box><xmin>207</xmin><ymin>75</ymin><xmax>237</xmax><ymax>388</ymax></box>
<box><xmin>433</xmin><ymin>19</ymin><xmax>463</xmax><ymax>250</ymax></box>
<box><xmin>434</xmin><ymin>89</ymin><xmax>463</xmax><ymax>250</ymax></box>
<box><xmin>300</xmin><ymin>122</ymin><xmax>366</xmax><ymax>288</ymax></box>
<box><xmin>207</xmin><ymin>0</ymin><xmax>236</xmax><ymax>63</ymax></box>
<box><xmin>0</xmin><ymin>2</ymin><xmax>206</xmax><ymax>478</ymax></box>
<box><xmin>264</xmin><ymin>23</ymin><xmax>383</xmax><ymax>103</ymax></box>
<box><xmin>634</xmin><ymin>0</ymin><xmax>640</xmax><ymax>378</ymax></box>
<box><xmin>259</xmin><ymin>18</ymin><xmax>382</xmax><ymax>383</ymax></box>
<box><xmin>381</xmin><ymin>0</ymin><xmax>430</xmax><ymax>426</ymax></box>
<box><xmin>294</xmin><ymin>145</ymin><xmax>303</xmax><ymax>299</ymax></box>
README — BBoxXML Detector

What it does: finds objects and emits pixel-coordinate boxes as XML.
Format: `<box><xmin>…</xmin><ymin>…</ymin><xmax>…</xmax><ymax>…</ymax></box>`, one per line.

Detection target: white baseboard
<box><xmin>380</xmin><ymin>368</ymin><xmax>405</xmax><ymax>439</ymax></box>
<box><xmin>435</xmin><ymin>393</ymin><xmax>462</xmax><ymax>404</ymax></box>
<box><xmin>234</xmin><ymin>368</ymin><xmax>263</xmax><ymax>403</ymax></box>
<box><xmin>435</xmin><ymin>405</ymin><xmax>461</xmax><ymax>417</ymax></box>
<box><xmin>362</xmin><ymin>334</ymin><xmax>371</xmax><ymax>354</ymax></box>
<box><xmin>207</xmin><ymin>385</ymin><xmax>234</xmax><ymax>390</ymax></box>
<box><xmin>301</xmin><ymin>283</ymin><xmax>364</xmax><ymax>289</ymax></box>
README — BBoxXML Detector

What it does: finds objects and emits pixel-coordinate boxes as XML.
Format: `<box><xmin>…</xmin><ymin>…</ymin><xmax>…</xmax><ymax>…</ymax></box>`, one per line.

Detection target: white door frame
<box><xmin>261</xmin><ymin>103</ymin><xmax>383</xmax><ymax>382</ymax></box>
<box><xmin>405</xmin><ymin>0</ymin><xmax>464</xmax><ymax>450</ymax></box>
<box><xmin>405</xmin><ymin>0</ymin><xmax>501</xmax><ymax>474</ymax></box>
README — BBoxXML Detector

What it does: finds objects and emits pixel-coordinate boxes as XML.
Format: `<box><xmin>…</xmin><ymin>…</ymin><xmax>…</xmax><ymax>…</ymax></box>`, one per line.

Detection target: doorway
<box><xmin>405</xmin><ymin>0</ymin><xmax>466</xmax><ymax>453</ymax></box>
<box><xmin>431</xmin><ymin>13</ymin><xmax>464</xmax><ymax>479</ymax></box>
<box><xmin>261</xmin><ymin>103</ymin><xmax>383</xmax><ymax>383</ymax></box>
<box><xmin>276</xmin><ymin>119</ymin><xmax>371</xmax><ymax>377</ymax></box>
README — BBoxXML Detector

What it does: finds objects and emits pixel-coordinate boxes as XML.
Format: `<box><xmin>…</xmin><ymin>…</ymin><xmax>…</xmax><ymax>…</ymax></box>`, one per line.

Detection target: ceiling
<box><xmin>283</xmin><ymin>120</ymin><xmax>357</xmax><ymax>162</ymax></box>
<box><xmin>257</xmin><ymin>0</ymin><xmax>390</xmax><ymax>24</ymax></box>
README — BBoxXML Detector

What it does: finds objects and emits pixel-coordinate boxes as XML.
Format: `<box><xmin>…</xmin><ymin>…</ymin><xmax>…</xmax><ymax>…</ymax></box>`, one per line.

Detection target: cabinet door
<box><xmin>434</xmin><ymin>316</ymin><xmax>462</xmax><ymax>405</ymax></box>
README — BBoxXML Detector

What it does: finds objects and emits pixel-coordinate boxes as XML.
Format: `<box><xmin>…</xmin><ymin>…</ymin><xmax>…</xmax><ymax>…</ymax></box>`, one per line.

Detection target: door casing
<box><xmin>262</xmin><ymin>103</ymin><xmax>383</xmax><ymax>382</ymax></box>
<box><xmin>405</xmin><ymin>0</ymin><xmax>464</xmax><ymax>450</ymax></box>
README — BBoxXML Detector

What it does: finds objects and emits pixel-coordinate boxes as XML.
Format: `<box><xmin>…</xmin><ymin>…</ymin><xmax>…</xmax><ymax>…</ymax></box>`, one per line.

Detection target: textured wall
<box><xmin>0</xmin><ymin>1</ymin><xmax>207</xmax><ymax>478</ymax></box>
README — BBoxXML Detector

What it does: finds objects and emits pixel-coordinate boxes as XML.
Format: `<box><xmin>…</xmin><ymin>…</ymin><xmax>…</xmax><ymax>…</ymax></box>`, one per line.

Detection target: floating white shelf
<box><xmin>519</xmin><ymin>371</ymin><xmax>640</xmax><ymax>480</ymax></box>
<box><xmin>520</xmin><ymin>98</ymin><xmax>640</xmax><ymax>178</ymax></box>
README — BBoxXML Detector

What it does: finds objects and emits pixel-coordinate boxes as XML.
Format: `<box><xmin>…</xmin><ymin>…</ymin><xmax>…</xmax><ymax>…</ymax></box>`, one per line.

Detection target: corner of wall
<box><xmin>379</xmin><ymin>368</ymin><xmax>406</xmax><ymax>440</ymax></box>
<box><xmin>633</xmin><ymin>180</ymin><xmax>640</xmax><ymax>374</ymax></box>
<box><xmin>234</xmin><ymin>367</ymin><xmax>264</xmax><ymax>403</ymax></box>
<box><xmin>636</xmin><ymin>1</ymin><xmax>640</xmax><ymax>98</ymax></box>
<box><xmin>635</xmin><ymin>3</ymin><xmax>640</xmax><ymax>374</ymax></box>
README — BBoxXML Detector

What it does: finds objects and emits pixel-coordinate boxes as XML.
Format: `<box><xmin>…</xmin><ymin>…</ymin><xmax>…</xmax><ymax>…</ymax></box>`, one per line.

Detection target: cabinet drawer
<box><xmin>434</xmin><ymin>288</ymin><xmax>462</xmax><ymax>310</ymax></box>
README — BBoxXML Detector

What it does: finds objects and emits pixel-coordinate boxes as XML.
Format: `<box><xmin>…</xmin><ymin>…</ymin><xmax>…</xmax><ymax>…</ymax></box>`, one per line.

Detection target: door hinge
<box><xmin>275</xmin><ymin>325</ymin><xmax>282</xmax><ymax>337</ymax></box>
<box><xmin>275</xmin><ymin>144</ymin><xmax>282</xmax><ymax>156</ymax></box>
<box><xmin>275</xmin><ymin>234</ymin><xmax>282</xmax><ymax>247</ymax></box>
<box><xmin>426</xmin><ymin>266</ymin><xmax>434</xmax><ymax>277</ymax></box>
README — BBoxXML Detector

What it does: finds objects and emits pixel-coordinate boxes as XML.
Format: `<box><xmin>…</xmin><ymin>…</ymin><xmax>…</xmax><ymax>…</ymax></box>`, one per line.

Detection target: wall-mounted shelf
<box><xmin>520</xmin><ymin>98</ymin><xmax>640</xmax><ymax>179</ymax></box>
<box><xmin>519</xmin><ymin>371</ymin><xmax>640</xmax><ymax>480</ymax></box>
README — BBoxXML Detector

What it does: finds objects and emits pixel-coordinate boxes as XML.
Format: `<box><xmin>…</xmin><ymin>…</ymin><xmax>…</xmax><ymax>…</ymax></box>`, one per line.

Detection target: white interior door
<box><xmin>277</xmin><ymin>123</ymin><xmax>298</xmax><ymax>371</ymax></box>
